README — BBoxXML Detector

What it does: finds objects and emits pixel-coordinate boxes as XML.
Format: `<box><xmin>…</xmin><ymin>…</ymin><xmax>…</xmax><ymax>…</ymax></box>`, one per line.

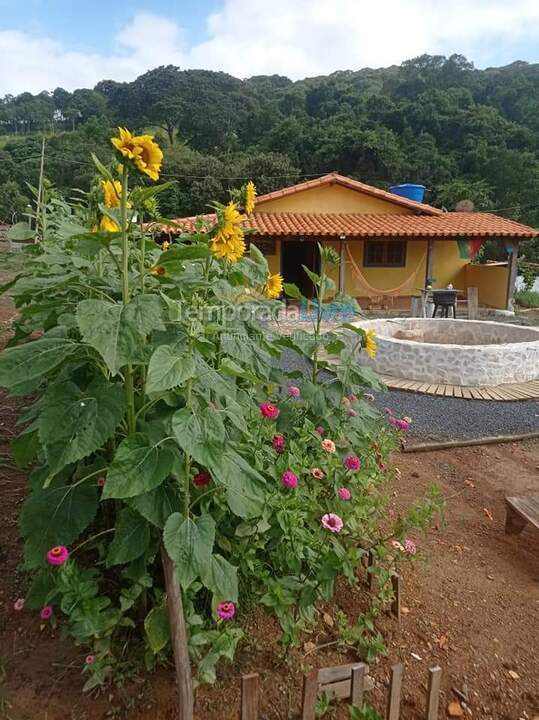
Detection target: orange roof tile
<box><xmin>255</xmin><ymin>173</ymin><xmax>443</xmax><ymax>215</ymax></box>
<box><xmin>165</xmin><ymin>212</ymin><xmax>538</xmax><ymax>239</ymax></box>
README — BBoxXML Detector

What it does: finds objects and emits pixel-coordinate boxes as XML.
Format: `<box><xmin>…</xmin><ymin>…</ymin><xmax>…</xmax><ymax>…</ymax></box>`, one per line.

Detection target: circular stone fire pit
<box><xmin>350</xmin><ymin>318</ymin><xmax>539</xmax><ymax>387</ymax></box>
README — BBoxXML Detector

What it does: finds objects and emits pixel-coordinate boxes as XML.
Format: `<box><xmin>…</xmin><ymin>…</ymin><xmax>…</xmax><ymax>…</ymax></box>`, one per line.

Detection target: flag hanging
<box><xmin>457</xmin><ymin>238</ymin><xmax>484</xmax><ymax>259</ymax></box>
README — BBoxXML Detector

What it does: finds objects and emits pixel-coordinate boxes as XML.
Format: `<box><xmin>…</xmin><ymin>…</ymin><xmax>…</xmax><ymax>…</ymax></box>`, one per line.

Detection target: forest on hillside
<box><xmin>1</xmin><ymin>54</ymin><xmax>539</xmax><ymax>259</ymax></box>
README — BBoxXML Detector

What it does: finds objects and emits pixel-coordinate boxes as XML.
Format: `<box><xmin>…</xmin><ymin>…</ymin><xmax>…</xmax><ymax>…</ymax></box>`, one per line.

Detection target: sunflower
<box><xmin>102</xmin><ymin>179</ymin><xmax>122</xmax><ymax>208</ymax></box>
<box><xmin>263</xmin><ymin>272</ymin><xmax>283</xmax><ymax>299</ymax></box>
<box><xmin>244</xmin><ymin>180</ymin><xmax>256</xmax><ymax>215</ymax></box>
<box><xmin>100</xmin><ymin>215</ymin><xmax>119</xmax><ymax>233</ymax></box>
<box><xmin>211</xmin><ymin>229</ymin><xmax>246</xmax><ymax>263</ymax></box>
<box><xmin>111</xmin><ymin>128</ymin><xmax>163</xmax><ymax>181</ymax></box>
<box><xmin>365</xmin><ymin>329</ymin><xmax>377</xmax><ymax>359</ymax></box>
<box><xmin>222</xmin><ymin>202</ymin><xmax>246</xmax><ymax>235</ymax></box>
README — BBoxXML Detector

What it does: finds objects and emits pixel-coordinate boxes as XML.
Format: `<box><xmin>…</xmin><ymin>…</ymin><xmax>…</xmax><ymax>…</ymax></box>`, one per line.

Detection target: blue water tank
<box><xmin>389</xmin><ymin>183</ymin><xmax>426</xmax><ymax>203</ymax></box>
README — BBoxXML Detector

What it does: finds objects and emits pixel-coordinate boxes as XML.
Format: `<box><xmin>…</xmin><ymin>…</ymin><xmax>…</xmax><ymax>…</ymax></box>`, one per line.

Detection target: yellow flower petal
<box><xmin>263</xmin><ymin>272</ymin><xmax>283</xmax><ymax>298</ymax></box>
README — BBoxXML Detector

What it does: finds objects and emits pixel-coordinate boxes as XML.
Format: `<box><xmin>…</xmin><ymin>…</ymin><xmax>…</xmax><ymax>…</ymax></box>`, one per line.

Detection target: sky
<box><xmin>1</xmin><ymin>0</ymin><xmax>539</xmax><ymax>95</ymax></box>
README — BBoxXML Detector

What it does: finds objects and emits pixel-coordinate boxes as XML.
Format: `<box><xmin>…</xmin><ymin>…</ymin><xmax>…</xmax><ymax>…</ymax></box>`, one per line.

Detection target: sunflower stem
<box><xmin>120</xmin><ymin>165</ymin><xmax>136</xmax><ymax>435</ymax></box>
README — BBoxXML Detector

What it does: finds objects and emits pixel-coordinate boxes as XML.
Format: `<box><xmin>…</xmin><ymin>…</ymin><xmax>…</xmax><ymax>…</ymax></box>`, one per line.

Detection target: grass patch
<box><xmin>515</xmin><ymin>289</ymin><xmax>539</xmax><ymax>308</ymax></box>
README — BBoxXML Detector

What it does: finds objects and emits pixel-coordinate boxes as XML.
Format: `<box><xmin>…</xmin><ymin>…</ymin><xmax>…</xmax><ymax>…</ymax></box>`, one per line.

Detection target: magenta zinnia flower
<box><xmin>85</xmin><ymin>654</ymin><xmax>95</xmax><ymax>665</ymax></box>
<box><xmin>315</xmin><ymin>426</ymin><xmax>325</xmax><ymax>435</ymax></box>
<box><xmin>338</xmin><ymin>487</ymin><xmax>351</xmax><ymax>501</ymax></box>
<box><xmin>96</xmin><ymin>477</ymin><xmax>105</xmax><ymax>487</ymax></box>
<box><xmin>259</xmin><ymin>402</ymin><xmax>279</xmax><ymax>420</ymax></box>
<box><xmin>14</xmin><ymin>598</ymin><xmax>24</xmax><ymax>611</ymax></box>
<box><xmin>348</xmin><ymin>393</ymin><xmax>358</xmax><ymax>401</ymax></box>
<box><xmin>281</xmin><ymin>470</ymin><xmax>298</xmax><ymax>489</ymax></box>
<box><xmin>343</xmin><ymin>454</ymin><xmax>361</xmax><ymax>471</ymax></box>
<box><xmin>321</xmin><ymin>513</ymin><xmax>344</xmax><ymax>533</ymax></box>
<box><xmin>40</xmin><ymin>606</ymin><xmax>53</xmax><ymax>621</ymax></box>
<box><xmin>272</xmin><ymin>434</ymin><xmax>285</xmax><ymax>453</ymax></box>
<box><xmin>287</xmin><ymin>386</ymin><xmax>300</xmax><ymax>398</ymax></box>
<box><xmin>348</xmin><ymin>409</ymin><xmax>357</xmax><ymax>417</ymax></box>
<box><xmin>216</xmin><ymin>601</ymin><xmax>236</xmax><ymax>620</ymax></box>
<box><xmin>47</xmin><ymin>545</ymin><xmax>69</xmax><ymax>566</ymax></box>
<box><xmin>404</xmin><ymin>539</ymin><xmax>417</xmax><ymax>555</ymax></box>
<box><xmin>193</xmin><ymin>471</ymin><xmax>211</xmax><ymax>487</ymax></box>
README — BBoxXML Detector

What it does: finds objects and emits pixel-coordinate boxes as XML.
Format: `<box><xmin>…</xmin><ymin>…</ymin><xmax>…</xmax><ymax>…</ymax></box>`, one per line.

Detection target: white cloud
<box><xmin>1</xmin><ymin>1</ymin><xmax>539</xmax><ymax>95</ymax></box>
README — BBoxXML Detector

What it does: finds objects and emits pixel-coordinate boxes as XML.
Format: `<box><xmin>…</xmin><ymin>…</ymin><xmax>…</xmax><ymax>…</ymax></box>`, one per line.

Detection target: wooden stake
<box><xmin>241</xmin><ymin>673</ymin><xmax>259</xmax><ymax>720</ymax></box>
<box><xmin>351</xmin><ymin>663</ymin><xmax>367</xmax><ymax>707</ymax></box>
<box><xmin>301</xmin><ymin>670</ymin><xmax>319</xmax><ymax>720</ymax></box>
<box><xmin>386</xmin><ymin>663</ymin><xmax>403</xmax><ymax>720</ymax></box>
<box><xmin>391</xmin><ymin>575</ymin><xmax>401</xmax><ymax>622</ymax></box>
<box><xmin>161</xmin><ymin>547</ymin><xmax>193</xmax><ymax>720</ymax></box>
<box><xmin>426</xmin><ymin>666</ymin><xmax>442</xmax><ymax>720</ymax></box>
<box><xmin>35</xmin><ymin>136</ymin><xmax>45</xmax><ymax>241</ymax></box>
<box><xmin>367</xmin><ymin>550</ymin><xmax>375</xmax><ymax>591</ymax></box>
<box><xmin>467</xmin><ymin>287</ymin><xmax>478</xmax><ymax>320</ymax></box>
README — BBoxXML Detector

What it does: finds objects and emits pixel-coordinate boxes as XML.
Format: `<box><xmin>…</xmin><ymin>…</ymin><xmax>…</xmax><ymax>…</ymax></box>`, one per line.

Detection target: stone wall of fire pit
<box><xmin>349</xmin><ymin>318</ymin><xmax>539</xmax><ymax>387</ymax></box>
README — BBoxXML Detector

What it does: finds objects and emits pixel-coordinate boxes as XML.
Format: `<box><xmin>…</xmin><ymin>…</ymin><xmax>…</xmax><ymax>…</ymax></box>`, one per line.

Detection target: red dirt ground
<box><xmin>0</xmin><ymin>260</ymin><xmax>538</xmax><ymax>719</ymax></box>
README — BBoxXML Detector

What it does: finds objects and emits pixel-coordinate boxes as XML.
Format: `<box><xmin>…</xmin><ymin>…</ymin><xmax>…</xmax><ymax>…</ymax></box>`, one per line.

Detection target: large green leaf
<box><xmin>209</xmin><ymin>450</ymin><xmax>266</xmax><ymax>519</ymax></box>
<box><xmin>77</xmin><ymin>295</ymin><xmax>165</xmax><ymax>375</ymax></box>
<box><xmin>127</xmin><ymin>481</ymin><xmax>178</xmax><ymax>528</ymax></box>
<box><xmin>144</xmin><ymin>602</ymin><xmax>170</xmax><ymax>654</ymax></box>
<box><xmin>103</xmin><ymin>433</ymin><xmax>174</xmax><ymax>499</ymax></box>
<box><xmin>146</xmin><ymin>345</ymin><xmax>196</xmax><ymax>394</ymax></box>
<box><xmin>201</xmin><ymin>554</ymin><xmax>238</xmax><ymax>603</ymax></box>
<box><xmin>20</xmin><ymin>482</ymin><xmax>99</xmax><ymax>568</ymax></box>
<box><xmin>171</xmin><ymin>407</ymin><xmax>225</xmax><ymax>467</ymax></box>
<box><xmin>157</xmin><ymin>243</ymin><xmax>211</xmax><ymax>273</ymax></box>
<box><xmin>0</xmin><ymin>337</ymin><xmax>77</xmax><ymax>395</ymax></box>
<box><xmin>106</xmin><ymin>507</ymin><xmax>150</xmax><ymax>566</ymax></box>
<box><xmin>38</xmin><ymin>377</ymin><xmax>126</xmax><ymax>479</ymax></box>
<box><xmin>7</xmin><ymin>221</ymin><xmax>33</xmax><ymax>242</ymax></box>
<box><xmin>163</xmin><ymin>513</ymin><xmax>215</xmax><ymax>588</ymax></box>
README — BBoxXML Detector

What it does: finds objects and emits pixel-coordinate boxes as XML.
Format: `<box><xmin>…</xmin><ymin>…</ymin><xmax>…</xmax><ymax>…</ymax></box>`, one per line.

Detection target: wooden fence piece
<box><xmin>301</xmin><ymin>670</ymin><xmax>319</xmax><ymax>720</ymax></box>
<box><xmin>240</xmin><ymin>673</ymin><xmax>259</xmax><ymax>720</ymax></box>
<box><xmin>386</xmin><ymin>663</ymin><xmax>403</xmax><ymax>720</ymax></box>
<box><xmin>425</xmin><ymin>666</ymin><xmax>442</xmax><ymax>720</ymax></box>
<box><xmin>350</xmin><ymin>663</ymin><xmax>367</xmax><ymax>707</ymax></box>
<box><xmin>391</xmin><ymin>575</ymin><xmax>401</xmax><ymax>621</ymax></box>
<box><xmin>367</xmin><ymin>550</ymin><xmax>375</xmax><ymax>590</ymax></box>
<box><xmin>467</xmin><ymin>287</ymin><xmax>478</xmax><ymax>320</ymax></box>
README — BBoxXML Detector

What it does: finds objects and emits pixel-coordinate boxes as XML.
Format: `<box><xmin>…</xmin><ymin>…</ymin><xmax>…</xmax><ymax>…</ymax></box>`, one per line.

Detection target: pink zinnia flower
<box><xmin>378</xmin><ymin>462</ymin><xmax>386</xmax><ymax>471</ymax></box>
<box><xmin>348</xmin><ymin>393</ymin><xmax>358</xmax><ymax>401</ymax></box>
<box><xmin>85</xmin><ymin>655</ymin><xmax>95</xmax><ymax>665</ymax></box>
<box><xmin>321</xmin><ymin>439</ymin><xmax>336</xmax><ymax>453</ymax></box>
<box><xmin>272</xmin><ymin>434</ymin><xmax>285</xmax><ymax>453</ymax></box>
<box><xmin>96</xmin><ymin>477</ymin><xmax>105</xmax><ymax>487</ymax></box>
<box><xmin>364</xmin><ymin>393</ymin><xmax>374</xmax><ymax>402</ymax></box>
<box><xmin>311</xmin><ymin>467</ymin><xmax>324</xmax><ymax>480</ymax></box>
<box><xmin>47</xmin><ymin>545</ymin><xmax>69</xmax><ymax>566</ymax></box>
<box><xmin>349</xmin><ymin>409</ymin><xmax>357</xmax><ymax>417</ymax></box>
<box><xmin>321</xmin><ymin>513</ymin><xmax>344</xmax><ymax>533</ymax></box>
<box><xmin>315</xmin><ymin>426</ymin><xmax>325</xmax><ymax>435</ymax></box>
<box><xmin>342</xmin><ymin>396</ymin><xmax>351</xmax><ymax>407</ymax></box>
<box><xmin>343</xmin><ymin>454</ymin><xmax>361</xmax><ymax>471</ymax></box>
<box><xmin>384</xmin><ymin>407</ymin><xmax>394</xmax><ymax>415</ymax></box>
<box><xmin>216</xmin><ymin>601</ymin><xmax>236</xmax><ymax>620</ymax></box>
<box><xmin>259</xmin><ymin>402</ymin><xmax>279</xmax><ymax>420</ymax></box>
<box><xmin>338</xmin><ymin>487</ymin><xmax>351</xmax><ymax>501</ymax></box>
<box><xmin>40</xmin><ymin>606</ymin><xmax>53</xmax><ymax>621</ymax></box>
<box><xmin>281</xmin><ymin>470</ymin><xmax>298</xmax><ymax>489</ymax></box>
<box><xmin>14</xmin><ymin>598</ymin><xmax>24</xmax><ymax>611</ymax></box>
<box><xmin>404</xmin><ymin>539</ymin><xmax>417</xmax><ymax>555</ymax></box>
<box><xmin>193</xmin><ymin>471</ymin><xmax>211</xmax><ymax>487</ymax></box>
<box><xmin>398</xmin><ymin>419</ymin><xmax>411</xmax><ymax>430</ymax></box>
<box><xmin>287</xmin><ymin>386</ymin><xmax>300</xmax><ymax>398</ymax></box>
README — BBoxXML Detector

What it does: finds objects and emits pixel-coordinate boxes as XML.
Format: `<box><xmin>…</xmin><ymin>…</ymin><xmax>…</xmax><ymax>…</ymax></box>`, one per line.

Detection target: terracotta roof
<box><xmin>255</xmin><ymin>172</ymin><xmax>443</xmax><ymax>216</ymax></box>
<box><xmin>166</xmin><ymin>212</ymin><xmax>538</xmax><ymax>239</ymax></box>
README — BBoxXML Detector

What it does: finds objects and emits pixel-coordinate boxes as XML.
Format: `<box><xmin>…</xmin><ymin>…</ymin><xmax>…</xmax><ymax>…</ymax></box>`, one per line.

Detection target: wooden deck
<box><xmin>379</xmin><ymin>375</ymin><xmax>539</xmax><ymax>401</ymax></box>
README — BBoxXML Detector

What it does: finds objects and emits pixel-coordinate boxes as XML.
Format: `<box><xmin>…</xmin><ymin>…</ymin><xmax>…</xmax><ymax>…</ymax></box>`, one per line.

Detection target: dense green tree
<box><xmin>0</xmin><ymin>180</ymin><xmax>29</xmax><ymax>223</ymax></box>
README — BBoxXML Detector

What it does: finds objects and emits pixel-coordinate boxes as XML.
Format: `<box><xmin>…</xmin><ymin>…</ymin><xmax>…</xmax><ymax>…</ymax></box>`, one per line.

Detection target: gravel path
<box><xmin>277</xmin><ymin>349</ymin><xmax>539</xmax><ymax>442</ymax></box>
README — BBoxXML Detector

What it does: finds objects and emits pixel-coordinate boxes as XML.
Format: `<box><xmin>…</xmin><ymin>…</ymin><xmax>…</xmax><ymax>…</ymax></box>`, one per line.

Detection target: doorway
<box><xmin>281</xmin><ymin>240</ymin><xmax>320</xmax><ymax>298</ymax></box>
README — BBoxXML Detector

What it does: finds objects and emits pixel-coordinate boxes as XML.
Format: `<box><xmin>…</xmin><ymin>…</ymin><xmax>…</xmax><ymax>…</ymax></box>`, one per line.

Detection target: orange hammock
<box><xmin>345</xmin><ymin>244</ymin><xmax>426</xmax><ymax>298</ymax></box>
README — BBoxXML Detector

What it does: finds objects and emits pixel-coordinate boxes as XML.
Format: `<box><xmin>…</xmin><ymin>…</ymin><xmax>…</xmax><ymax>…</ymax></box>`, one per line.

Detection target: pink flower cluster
<box><xmin>321</xmin><ymin>513</ymin><xmax>344</xmax><ymax>533</ymax></box>
<box><xmin>386</xmin><ymin>409</ymin><xmax>412</xmax><ymax>431</ymax></box>
<box><xmin>193</xmin><ymin>471</ymin><xmax>211</xmax><ymax>487</ymax></box>
<box><xmin>287</xmin><ymin>386</ymin><xmax>301</xmax><ymax>398</ymax></box>
<box><xmin>321</xmin><ymin>439</ymin><xmax>336</xmax><ymax>453</ymax></box>
<box><xmin>216</xmin><ymin>601</ymin><xmax>236</xmax><ymax>620</ymax></box>
<box><xmin>281</xmin><ymin>470</ymin><xmax>298</xmax><ymax>489</ymax></box>
<box><xmin>259</xmin><ymin>402</ymin><xmax>279</xmax><ymax>420</ymax></box>
<box><xmin>338</xmin><ymin>487</ymin><xmax>351</xmax><ymax>501</ymax></box>
<box><xmin>40</xmin><ymin>606</ymin><xmax>53</xmax><ymax>621</ymax></box>
<box><xmin>343</xmin><ymin>454</ymin><xmax>361</xmax><ymax>471</ymax></box>
<box><xmin>272</xmin><ymin>434</ymin><xmax>285</xmax><ymax>454</ymax></box>
<box><xmin>47</xmin><ymin>545</ymin><xmax>69</xmax><ymax>566</ymax></box>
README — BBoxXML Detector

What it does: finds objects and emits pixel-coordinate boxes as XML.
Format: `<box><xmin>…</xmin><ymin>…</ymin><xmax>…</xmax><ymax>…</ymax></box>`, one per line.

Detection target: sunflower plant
<box><xmin>0</xmin><ymin>129</ymin><xmax>441</xmax><ymax>714</ymax></box>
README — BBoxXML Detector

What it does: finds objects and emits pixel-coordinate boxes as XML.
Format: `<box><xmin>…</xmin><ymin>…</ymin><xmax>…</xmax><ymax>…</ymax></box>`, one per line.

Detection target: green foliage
<box><xmin>514</xmin><ymin>288</ymin><xmax>539</xmax><ymax>307</ymax></box>
<box><xmin>0</xmin><ymin>137</ymin><xmax>442</xmax><ymax>694</ymax></box>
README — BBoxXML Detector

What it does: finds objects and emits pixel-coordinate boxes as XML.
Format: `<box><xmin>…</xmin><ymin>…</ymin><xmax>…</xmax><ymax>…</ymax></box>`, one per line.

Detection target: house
<box><xmin>173</xmin><ymin>173</ymin><xmax>539</xmax><ymax>310</ymax></box>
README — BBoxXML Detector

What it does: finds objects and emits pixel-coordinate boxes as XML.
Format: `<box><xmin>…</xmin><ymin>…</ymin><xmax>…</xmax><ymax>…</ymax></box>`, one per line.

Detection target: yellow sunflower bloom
<box><xmin>365</xmin><ymin>329</ymin><xmax>377</xmax><ymax>359</ymax></box>
<box><xmin>222</xmin><ymin>202</ymin><xmax>246</xmax><ymax>234</ymax></box>
<box><xmin>100</xmin><ymin>215</ymin><xmax>120</xmax><ymax>233</ymax></box>
<box><xmin>110</xmin><ymin>128</ymin><xmax>163</xmax><ymax>181</ymax></box>
<box><xmin>263</xmin><ymin>272</ymin><xmax>283</xmax><ymax>299</ymax></box>
<box><xmin>102</xmin><ymin>179</ymin><xmax>122</xmax><ymax>208</ymax></box>
<box><xmin>244</xmin><ymin>180</ymin><xmax>256</xmax><ymax>215</ymax></box>
<box><xmin>211</xmin><ymin>228</ymin><xmax>246</xmax><ymax>263</ymax></box>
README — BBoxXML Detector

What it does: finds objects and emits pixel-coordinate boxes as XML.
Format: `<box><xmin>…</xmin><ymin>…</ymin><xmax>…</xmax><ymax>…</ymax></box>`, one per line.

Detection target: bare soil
<box><xmin>0</xmin><ymin>258</ymin><xmax>538</xmax><ymax>719</ymax></box>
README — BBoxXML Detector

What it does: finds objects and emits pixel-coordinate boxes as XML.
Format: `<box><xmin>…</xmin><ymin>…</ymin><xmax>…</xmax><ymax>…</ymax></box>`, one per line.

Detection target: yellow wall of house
<box><xmin>465</xmin><ymin>263</ymin><xmax>508</xmax><ymax>308</ymax></box>
<box><xmin>431</xmin><ymin>241</ymin><xmax>470</xmax><ymax>289</ymax></box>
<box><xmin>257</xmin><ymin>184</ymin><xmax>413</xmax><ymax>215</ymax></box>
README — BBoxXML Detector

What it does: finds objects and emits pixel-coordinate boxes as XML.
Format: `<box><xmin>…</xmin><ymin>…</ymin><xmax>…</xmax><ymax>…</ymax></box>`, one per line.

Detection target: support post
<box><xmin>390</xmin><ymin>574</ymin><xmax>401</xmax><ymax>622</ymax></box>
<box><xmin>161</xmin><ymin>548</ymin><xmax>193</xmax><ymax>720</ymax></box>
<box><xmin>386</xmin><ymin>663</ymin><xmax>403</xmax><ymax>720</ymax></box>
<box><xmin>339</xmin><ymin>238</ymin><xmax>346</xmax><ymax>293</ymax></box>
<box><xmin>505</xmin><ymin>240</ymin><xmax>519</xmax><ymax>311</ymax></box>
<box><xmin>425</xmin><ymin>666</ymin><xmax>442</xmax><ymax>720</ymax></box>
<box><xmin>467</xmin><ymin>287</ymin><xmax>479</xmax><ymax>320</ymax></box>
<box><xmin>351</xmin><ymin>664</ymin><xmax>367</xmax><ymax>707</ymax></box>
<box><xmin>425</xmin><ymin>239</ymin><xmax>434</xmax><ymax>287</ymax></box>
<box><xmin>301</xmin><ymin>670</ymin><xmax>319</xmax><ymax>720</ymax></box>
<box><xmin>241</xmin><ymin>673</ymin><xmax>259</xmax><ymax>720</ymax></box>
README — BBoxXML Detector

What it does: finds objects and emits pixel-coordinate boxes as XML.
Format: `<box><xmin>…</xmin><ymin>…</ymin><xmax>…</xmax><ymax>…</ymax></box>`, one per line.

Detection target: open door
<box><xmin>281</xmin><ymin>240</ymin><xmax>320</xmax><ymax>298</ymax></box>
